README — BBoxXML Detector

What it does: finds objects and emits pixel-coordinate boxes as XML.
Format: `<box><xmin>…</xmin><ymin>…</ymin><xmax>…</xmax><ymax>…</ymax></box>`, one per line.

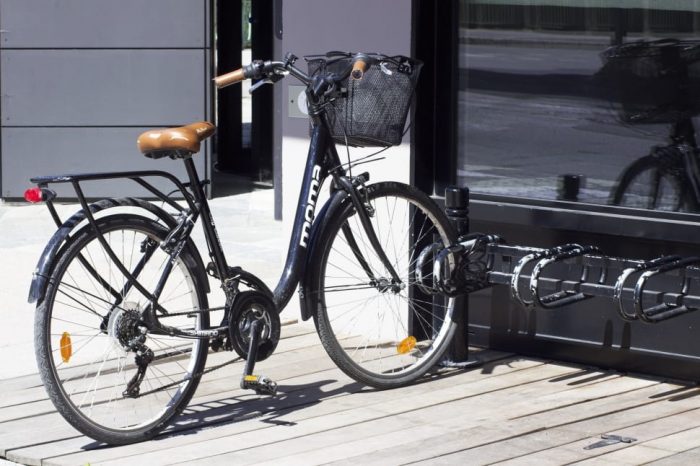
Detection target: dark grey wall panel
<box><xmin>0</xmin><ymin>1</ymin><xmax>212</xmax><ymax>199</ymax></box>
<box><xmin>2</xmin><ymin>127</ymin><xmax>207</xmax><ymax>198</ymax></box>
<box><xmin>1</xmin><ymin>50</ymin><xmax>206</xmax><ymax>126</ymax></box>
<box><xmin>0</xmin><ymin>0</ymin><xmax>207</xmax><ymax>48</ymax></box>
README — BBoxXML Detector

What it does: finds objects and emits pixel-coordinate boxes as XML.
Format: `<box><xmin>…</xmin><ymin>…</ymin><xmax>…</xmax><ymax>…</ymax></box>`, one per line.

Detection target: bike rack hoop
<box><xmin>612</xmin><ymin>255</ymin><xmax>683</xmax><ymax>321</ymax></box>
<box><xmin>634</xmin><ymin>256</ymin><xmax>700</xmax><ymax>323</ymax></box>
<box><xmin>509</xmin><ymin>243</ymin><xmax>584</xmax><ymax>309</ymax></box>
<box><xmin>425</xmin><ymin>235</ymin><xmax>700</xmax><ymax>325</ymax></box>
<box><xmin>424</xmin><ymin>233</ymin><xmax>503</xmax><ymax>297</ymax></box>
<box><xmin>529</xmin><ymin>245</ymin><xmax>601</xmax><ymax>309</ymax></box>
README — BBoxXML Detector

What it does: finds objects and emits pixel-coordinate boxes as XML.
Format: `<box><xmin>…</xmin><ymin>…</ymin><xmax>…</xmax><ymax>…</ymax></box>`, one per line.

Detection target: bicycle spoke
<box><xmin>38</xmin><ymin>217</ymin><xmax>208</xmax><ymax>442</ymax></box>
<box><xmin>316</xmin><ymin>185</ymin><xmax>455</xmax><ymax>387</ymax></box>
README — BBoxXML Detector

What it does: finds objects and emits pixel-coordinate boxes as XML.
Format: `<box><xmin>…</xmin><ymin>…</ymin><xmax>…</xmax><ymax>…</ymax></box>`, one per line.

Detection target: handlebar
<box><xmin>214</xmin><ymin>52</ymin><xmax>375</xmax><ymax>90</ymax></box>
<box><xmin>213</xmin><ymin>68</ymin><xmax>247</xmax><ymax>88</ymax></box>
<box><xmin>214</xmin><ymin>59</ymin><xmax>304</xmax><ymax>89</ymax></box>
<box><xmin>351</xmin><ymin>54</ymin><xmax>370</xmax><ymax>80</ymax></box>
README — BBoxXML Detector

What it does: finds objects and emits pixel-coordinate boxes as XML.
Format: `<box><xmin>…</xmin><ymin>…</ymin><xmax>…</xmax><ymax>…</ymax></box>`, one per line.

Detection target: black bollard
<box><xmin>558</xmin><ymin>174</ymin><xmax>583</xmax><ymax>202</ymax></box>
<box><xmin>441</xmin><ymin>186</ymin><xmax>470</xmax><ymax>364</ymax></box>
<box><xmin>445</xmin><ymin>186</ymin><xmax>469</xmax><ymax>237</ymax></box>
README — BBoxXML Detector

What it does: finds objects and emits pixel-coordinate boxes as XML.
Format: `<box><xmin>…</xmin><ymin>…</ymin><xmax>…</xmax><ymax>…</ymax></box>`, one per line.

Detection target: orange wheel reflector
<box><xmin>397</xmin><ymin>336</ymin><xmax>417</xmax><ymax>354</ymax></box>
<box><xmin>60</xmin><ymin>332</ymin><xmax>72</xmax><ymax>363</ymax></box>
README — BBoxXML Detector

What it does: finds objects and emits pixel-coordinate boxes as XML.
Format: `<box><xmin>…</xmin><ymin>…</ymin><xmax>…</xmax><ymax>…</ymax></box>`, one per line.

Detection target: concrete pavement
<box><xmin>0</xmin><ymin>188</ymin><xmax>286</xmax><ymax>380</ymax></box>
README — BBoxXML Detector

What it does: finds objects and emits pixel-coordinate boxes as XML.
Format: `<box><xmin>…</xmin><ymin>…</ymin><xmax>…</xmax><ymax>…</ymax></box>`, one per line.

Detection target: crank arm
<box><xmin>240</xmin><ymin>319</ymin><xmax>278</xmax><ymax>395</ymax></box>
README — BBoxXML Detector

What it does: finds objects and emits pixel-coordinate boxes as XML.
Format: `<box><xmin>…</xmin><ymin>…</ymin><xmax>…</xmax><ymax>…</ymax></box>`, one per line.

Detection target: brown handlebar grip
<box><xmin>351</xmin><ymin>59</ymin><xmax>368</xmax><ymax>80</ymax></box>
<box><xmin>214</xmin><ymin>68</ymin><xmax>246</xmax><ymax>88</ymax></box>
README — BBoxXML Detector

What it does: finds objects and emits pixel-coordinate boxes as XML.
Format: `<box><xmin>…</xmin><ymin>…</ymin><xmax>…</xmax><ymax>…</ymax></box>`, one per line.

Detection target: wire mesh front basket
<box><xmin>597</xmin><ymin>39</ymin><xmax>700</xmax><ymax>124</ymax></box>
<box><xmin>307</xmin><ymin>53</ymin><xmax>422</xmax><ymax>147</ymax></box>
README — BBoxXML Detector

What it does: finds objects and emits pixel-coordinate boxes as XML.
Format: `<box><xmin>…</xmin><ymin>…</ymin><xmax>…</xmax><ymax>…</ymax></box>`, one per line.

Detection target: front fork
<box><xmin>335</xmin><ymin>175</ymin><xmax>402</xmax><ymax>289</ymax></box>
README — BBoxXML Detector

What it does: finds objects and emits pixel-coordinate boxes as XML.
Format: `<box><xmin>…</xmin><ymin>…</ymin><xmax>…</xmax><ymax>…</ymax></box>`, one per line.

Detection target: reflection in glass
<box><xmin>610</xmin><ymin>118</ymin><xmax>699</xmax><ymax>212</ymax></box>
<box><xmin>602</xmin><ymin>40</ymin><xmax>700</xmax><ymax>212</ymax></box>
<box><xmin>457</xmin><ymin>1</ymin><xmax>700</xmax><ymax>213</ymax></box>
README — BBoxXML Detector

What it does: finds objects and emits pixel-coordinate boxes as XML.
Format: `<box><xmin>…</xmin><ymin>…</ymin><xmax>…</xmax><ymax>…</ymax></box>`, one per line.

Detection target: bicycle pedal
<box><xmin>241</xmin><ymin>374</ymin><xmax>278</xmax><ymax>396</ymax></box>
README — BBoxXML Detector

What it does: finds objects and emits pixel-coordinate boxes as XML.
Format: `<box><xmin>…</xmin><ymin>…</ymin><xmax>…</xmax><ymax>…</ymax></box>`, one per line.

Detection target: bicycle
<box><xmin>610</xmin><ymin>117</ymin><xmax>700</xmax><ymax>212</ymax></box>
<box><xmin>26</xmin><ymin>51</ymin><xmax>458</xmax><ymax>445</ymax></box>
<box><xmin>599</xmin><ymin>39</ymin><xmax>700</xmax><ymax>211</ymax></box>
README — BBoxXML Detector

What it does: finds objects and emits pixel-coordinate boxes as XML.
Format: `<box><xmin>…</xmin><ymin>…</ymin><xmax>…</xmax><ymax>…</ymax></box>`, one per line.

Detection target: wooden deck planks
<box><xmin>236</xmin><ymin>372</ymin><xmax>658</xmax><ymax>466</ymax></box>
<box><xmin>0</xmin><ymin>322</ymin><xmax>316</xmax><ymax>415</ymax></box>
<box><xmin>0</xmin><ymin>323</ymin><xmax>698</xmax><ymax>466</ymax></box>
<box><xmin>83</xmin><ymin>363</ymin><xmax>606</xmax><ymax>464</ymax></box>
<box><xmin>429</xmin><ymin>385</ymin><xmax>700</xmax><ymax>465</ymax></box>
<box><xmin>37</xmin><ymin>350</ymin><xmax>516</xmax><ymax>465</ymax></box>
<box><xmin>647</xmin><ymin>447</ymin><xmax>700</xmax><ymax>465</ymax></box>
<box><xmin>0</xmin><ymin>324</ymin><xmax>324</xmax><ymax>459</ymax></box>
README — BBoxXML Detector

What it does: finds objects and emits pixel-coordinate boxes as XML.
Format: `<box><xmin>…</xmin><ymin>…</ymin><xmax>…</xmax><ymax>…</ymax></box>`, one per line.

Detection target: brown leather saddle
<box><xmin>137</xmin><ymin>121</ymin><xmax>216</xmax><ymax>159</ymax></box>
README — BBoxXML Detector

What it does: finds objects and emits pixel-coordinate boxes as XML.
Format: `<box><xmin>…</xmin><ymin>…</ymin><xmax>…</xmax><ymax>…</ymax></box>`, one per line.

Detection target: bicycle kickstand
<box><xmin>240</xmin><ymin>319</ymin><xmax>278</xmax><ymax>396</ymax></box>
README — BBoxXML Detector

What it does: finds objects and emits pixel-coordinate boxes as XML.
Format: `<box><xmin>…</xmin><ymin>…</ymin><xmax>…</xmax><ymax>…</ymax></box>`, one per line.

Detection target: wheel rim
<box><xmin>44</xmin><ymin>222</ymin><xmax>206</xmax><ymax>433</ymax></box>
<box><xmin>320</xmin><ymin>191</ymin><xmax>455</xmax><ymax>380</ymax></box>
<box><xmin>616</xmin><ymin>164</ymin><xmax>687</xmax><ymax>211</ymax></box>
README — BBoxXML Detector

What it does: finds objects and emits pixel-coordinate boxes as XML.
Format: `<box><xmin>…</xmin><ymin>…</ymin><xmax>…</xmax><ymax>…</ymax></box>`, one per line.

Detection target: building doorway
<box><xmin>213</xmin><ymin>0</ymin><xmax>274</xmax><ymax>197</ymax></box>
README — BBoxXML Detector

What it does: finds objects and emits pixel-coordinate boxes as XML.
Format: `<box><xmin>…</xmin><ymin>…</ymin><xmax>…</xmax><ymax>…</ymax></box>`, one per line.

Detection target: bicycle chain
<box><xmin>153</xmin><ymin>305</ymin><xmax>226</xmax><ymax>319</ymax></box>
<box><xmin>134</xmin><ymin>354</ymin><xmax>243</xmax><ymax>398</ymax></box>
<box><xmin>132</xmin><ymin>305</ymin><xmax>238</xmax><ymax>397</ymax></box>
<box><xmin>130</xmin><ymin>282</ymin><xmax>253</xmax><ymax>396</ymax></box>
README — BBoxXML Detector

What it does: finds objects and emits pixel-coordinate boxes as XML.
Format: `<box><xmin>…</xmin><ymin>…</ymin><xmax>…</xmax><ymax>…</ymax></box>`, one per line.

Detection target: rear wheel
<box><xmin>35</xmin><ymin>215</ymin><xmax>209</xmax><ymax>445</ymax></box>
<box><xmin>310</xmin><ymin>182</ymin><xmax>457</xmax><ymax>389</ymax></box>
<box><xmin>611</xmin><ymin>153</ymin><xmax>696</xmax><ymax>212</ymax></box>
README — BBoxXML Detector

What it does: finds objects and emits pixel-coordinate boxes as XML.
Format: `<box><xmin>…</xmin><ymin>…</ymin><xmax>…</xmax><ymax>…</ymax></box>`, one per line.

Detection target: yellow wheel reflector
<box><xmin>397</xmin><ymin>336</ymin><xmax>417</xmax><ymax>354</ymax></box>
<box><xmin>60</xmin><ymin>332</ymin><xmax>72</xmax><ymax>363</ymax></box>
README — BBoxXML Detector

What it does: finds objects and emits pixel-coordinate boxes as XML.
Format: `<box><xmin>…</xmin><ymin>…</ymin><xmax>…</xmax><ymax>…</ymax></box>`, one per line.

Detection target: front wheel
<box><xmin>35</xmin><ymin>214</ymin><xmax>209</xmax><ymax>445</ymax></box>
<box><xmin>310</xmin><ymin>182</ymin><xmax>457</xmax><ymax>389</ymax></box>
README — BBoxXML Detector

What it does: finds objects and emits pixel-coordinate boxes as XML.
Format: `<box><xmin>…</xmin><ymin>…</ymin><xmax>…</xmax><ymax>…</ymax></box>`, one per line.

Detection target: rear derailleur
<box><xmin>123</xmin><ymin>341</ymin><xmax>154</xmax><ymax>398</ymax></box>
<box><xmin>104</xmin><ymin>302</ymin><xmax>154</xmax><ymax>398</ymax></box>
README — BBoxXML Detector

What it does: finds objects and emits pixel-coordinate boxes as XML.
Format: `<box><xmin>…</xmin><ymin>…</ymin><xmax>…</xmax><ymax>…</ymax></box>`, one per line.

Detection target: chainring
<box><xmin>228</xmin><ymin>290</ymin><xmax>280</xmax><ymax>362</ymax></box>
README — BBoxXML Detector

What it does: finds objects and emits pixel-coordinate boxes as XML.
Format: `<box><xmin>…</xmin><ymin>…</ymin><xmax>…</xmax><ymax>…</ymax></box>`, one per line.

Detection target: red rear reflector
<box><xmin>23</xmin><ymin>187</ymin><xmax>55</xmax><ymax>203</ymax></box>
<box><xmin>24</xmin><ymin>187</ymin><xmax>44</xmax><ymax>203</ymax></box>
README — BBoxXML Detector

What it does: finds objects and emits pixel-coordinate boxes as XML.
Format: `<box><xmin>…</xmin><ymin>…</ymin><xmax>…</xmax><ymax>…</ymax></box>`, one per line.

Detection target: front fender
<box><xmin>298</xmin><ymin>189</ymin><xmax>351</xmax><ymax>321</ymax></box>
<box><xmin>28</xmin><ymin>198</ymin><xmax>210</xmax><ymax>304</ymax></box>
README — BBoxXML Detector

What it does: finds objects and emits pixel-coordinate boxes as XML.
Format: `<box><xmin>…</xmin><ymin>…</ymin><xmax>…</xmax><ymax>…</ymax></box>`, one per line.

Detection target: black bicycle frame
<box><xmin>174</xmin><ymin>120</ymin><xmax>341</xmax><ymax>316</ymax></box>
<box><xmin>270</xmin><ymin>121</ymin><xmax>339</xmax><ymax>310</ymax></box>
<box><xmin>31</xmin><ymin>93</ymin><xmax>401</xmax><ymax>341</ymax></box>
<box><xmin>166</xmin><ymin>115</ymin><xmax>404</xmax><ymax>339</ymax></box>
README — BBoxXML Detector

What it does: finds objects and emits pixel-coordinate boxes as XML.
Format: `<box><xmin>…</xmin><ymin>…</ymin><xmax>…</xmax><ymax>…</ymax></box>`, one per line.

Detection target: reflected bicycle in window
<box><xmin>601</xmin><ymin>39</ymin><xmax>700</xmax><ymax>212</ymax></box>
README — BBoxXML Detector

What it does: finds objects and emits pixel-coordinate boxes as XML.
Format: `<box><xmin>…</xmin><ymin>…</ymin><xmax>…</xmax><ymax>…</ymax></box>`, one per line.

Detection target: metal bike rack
<box><xmin>424</xmin><ymin>234</ymin><xmax>700</xmax><ymax>325</ymax></box>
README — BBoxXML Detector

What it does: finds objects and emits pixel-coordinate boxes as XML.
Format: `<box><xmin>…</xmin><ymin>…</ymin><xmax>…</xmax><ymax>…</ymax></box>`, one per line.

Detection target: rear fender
<box><xmin>28</xmin><ymin>198</ymin><xmax>210</xmax><ymax>304</ymax></box>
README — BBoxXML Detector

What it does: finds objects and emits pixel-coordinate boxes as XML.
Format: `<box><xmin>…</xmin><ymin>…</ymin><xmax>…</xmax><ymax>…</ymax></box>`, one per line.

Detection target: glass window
<box><xmin>458</xmin><ymin>1</ymin><xmax>700</xmax><ymax>213</ymax></box>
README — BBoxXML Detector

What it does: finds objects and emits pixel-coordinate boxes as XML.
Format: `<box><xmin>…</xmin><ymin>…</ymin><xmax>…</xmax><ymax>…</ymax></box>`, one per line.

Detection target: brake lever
<box><xmin>249</xmin><ymin>73</ymin><xmax>285</xmax><ymax>94</ymax></box>
<box><xmin>249</xmin><ymin>79</ymin><xmax>271</xmax><ymax>94</ymax></box>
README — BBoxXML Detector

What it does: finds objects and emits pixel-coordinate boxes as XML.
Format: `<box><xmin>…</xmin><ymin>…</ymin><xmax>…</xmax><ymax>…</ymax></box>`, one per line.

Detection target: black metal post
<box><xmin>442</xmin><ymin>186</ymin><xmax>471</xmax><ymax>364</ymax></box>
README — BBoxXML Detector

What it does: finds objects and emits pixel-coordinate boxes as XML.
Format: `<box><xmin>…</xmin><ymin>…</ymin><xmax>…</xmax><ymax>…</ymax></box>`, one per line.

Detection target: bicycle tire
<box><xmin>310</xmin><ymin>182</ymin><xmax>457</xmax><ymax>389</ymax></box>
<box><xmin>35</xmin><ymin>214</ymin><xmax>209</xmax><ymax>445</ymax></box>
<box><xmin>610</xmin><ymin>153</ymin><xmax>696</xmax><ymax>212</ymax></box>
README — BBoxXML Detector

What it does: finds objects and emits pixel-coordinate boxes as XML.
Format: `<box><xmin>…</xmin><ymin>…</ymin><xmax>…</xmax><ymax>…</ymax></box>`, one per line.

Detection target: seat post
<box><xmin>183</xmin><ymin>156</ymin><xmax>204</xmax><ymax>198</ymax></box>
<box><xmin>182</xmin><ymin>156</ymin><xmax>230</xmax><ymax>278</ymax></box>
